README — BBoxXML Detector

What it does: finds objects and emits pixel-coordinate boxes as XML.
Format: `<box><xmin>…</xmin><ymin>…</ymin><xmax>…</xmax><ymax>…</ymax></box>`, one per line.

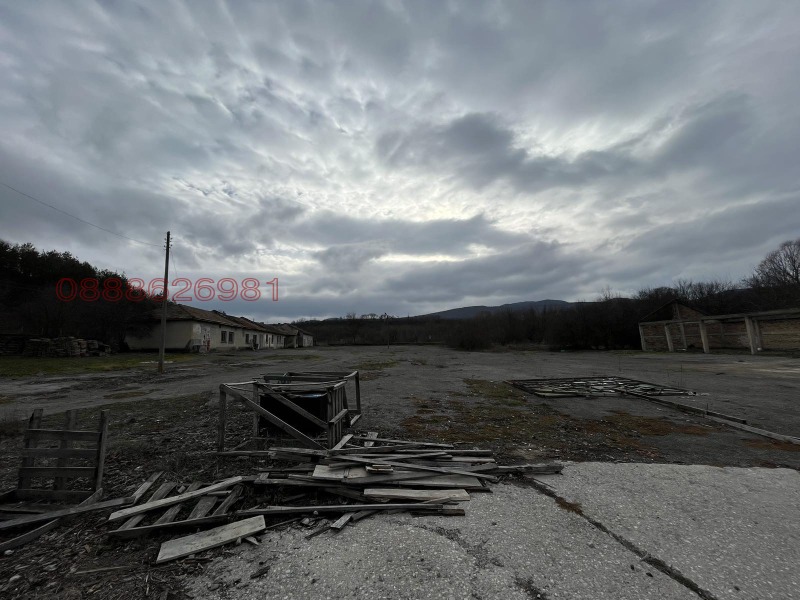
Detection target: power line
<box><xmin>0</xmin><ymin>180</ymin><xmax>162</xmax><ymax>248</ymax></box>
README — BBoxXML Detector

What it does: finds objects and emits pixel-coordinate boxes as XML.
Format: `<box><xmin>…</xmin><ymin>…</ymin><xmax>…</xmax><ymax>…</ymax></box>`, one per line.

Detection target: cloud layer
<box><xmin>1</xmin><ymin>1</ymin><xmax>799</xmax><ymax>320</ymax></box>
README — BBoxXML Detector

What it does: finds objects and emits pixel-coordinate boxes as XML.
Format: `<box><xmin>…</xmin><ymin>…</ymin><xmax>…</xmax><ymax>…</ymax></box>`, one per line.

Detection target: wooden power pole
<box><xmin>158</xmin><ymin>231</ymin><xmax>171</xmax><ymax>374</ymax></box>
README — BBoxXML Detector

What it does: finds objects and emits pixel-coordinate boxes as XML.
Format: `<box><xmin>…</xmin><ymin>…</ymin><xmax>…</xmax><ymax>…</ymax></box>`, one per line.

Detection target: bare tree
<box><xmin>745</xmin><ymin>239</ymin><xmax>800</xmax><ymax>307</ymax></box>
<box><xmin>747</xmin><ymin>239</ymin><xmax>800</xmax><ymax>288</ymax></box>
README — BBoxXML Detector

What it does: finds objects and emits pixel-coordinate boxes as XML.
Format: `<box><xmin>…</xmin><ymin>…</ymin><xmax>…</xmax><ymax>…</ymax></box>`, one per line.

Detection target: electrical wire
<box><xmin>0</xmin><ymin>180</ymin><xmax>162</xmax><ymax>247</ymax></box>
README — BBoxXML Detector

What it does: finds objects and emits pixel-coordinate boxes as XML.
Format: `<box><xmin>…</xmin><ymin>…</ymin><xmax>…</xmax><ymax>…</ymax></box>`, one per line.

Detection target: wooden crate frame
<box><xmin>261</xmin><ymin>371</ymin><xmax>361</xmax><ymax>425</ymax></box>
<box><xmin>218</xmin><ymin>380</ymin><xmax>349</xmax><ymax>452</ymax></box>
<box><xmin>0</xmin><ymin>408</ymin><xmax>108</xmax><ymax>504</ymax></box>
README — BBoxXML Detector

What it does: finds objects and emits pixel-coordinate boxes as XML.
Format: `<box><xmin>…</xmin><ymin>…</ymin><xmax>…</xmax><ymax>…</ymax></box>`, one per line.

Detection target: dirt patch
<box><xmin>744</xmin><ymin>438</ymin><xmax>800</xmax><ymax>452</ymax></box>
<box><xmin>103</xmin><ymin>390</ymin><xmax>152</xmax><ymax>400</ymax></box>
<box><xmin>555</xmin><ymin>497</ymin><xmax>584</xmax><ymax>515</ymax></box>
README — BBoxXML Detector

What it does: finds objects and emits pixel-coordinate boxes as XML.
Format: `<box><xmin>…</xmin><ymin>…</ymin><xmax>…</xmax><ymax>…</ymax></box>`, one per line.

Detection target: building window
<box><xmin>221</xmin><ymin>331</ymin><xmax>227</xmax><ymax>343</ymax></box>
<box><xmin>229</xmin><ymin>331</ymin><xmax>234</xmax><ymax>344</ymax></box>
<box><xmin>245</xmin><ymin>334</ymin><xmax>250</xmax><ymax>343</ymax></box>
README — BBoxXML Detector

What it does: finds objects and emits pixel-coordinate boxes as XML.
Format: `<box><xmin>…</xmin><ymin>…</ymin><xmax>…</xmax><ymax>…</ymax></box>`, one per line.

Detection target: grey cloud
<box><xmin>2</xmin><ymin>1</ymin><xmax>799</xmax><ymax>319</ymax></box>
<box><xmin>377</xmin><ymin>112</ymin><xmax>637</xmax><ymax>192</ymax></box>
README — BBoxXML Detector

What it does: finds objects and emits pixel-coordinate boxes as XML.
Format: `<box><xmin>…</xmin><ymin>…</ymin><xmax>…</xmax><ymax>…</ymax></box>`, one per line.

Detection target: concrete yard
<box><xmin>186</xmin><ymin>464</ymin><xmax>799</xmax><ymax>600</ymax></box>
<box><xmin>0</xmin><ymin>345</ymin><xmax>798</xmax><ymax>599</ymax></box>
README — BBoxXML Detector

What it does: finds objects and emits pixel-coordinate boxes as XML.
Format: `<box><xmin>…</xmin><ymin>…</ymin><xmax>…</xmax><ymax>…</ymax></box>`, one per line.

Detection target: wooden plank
<box><xmin>18</xmin><ymin>467</ymin><xmax>96</xmax><ymax>479</ymax></box>
<box><xmin>328</xmin><ymin>408</ymin><xmax>349</xmax><ymax>425</ymax></box>
<box><xmin>108</xmin><ymin>477</ymin><xmax>243</xmax><ymax>522</ymax></box>
<box><xmin>18</xmin><ymin>409</ymin><xmax>43</xmax><ymax>490</ymax></box>
<box><xmin>334</xmin><ymin>456</ymin><xmax>499</xmax><ymax>482</ymax></box>
<box><xmin>211</xmin><ymin>485</ymin><xmax>243</xmax><ymax>516</ymax></box>
<box><xmin>364</xmin><ymin>488</ymin><xmax>470</xmax><ymax>502</ymax></box>
<box><xmin>24</xmin><ymin>429</ymin><xmax>100</xmax><ymax>443</ymax></box>
<box><xmin>0</xmin><ymin>495</ymin><xmax>134</xmax><ymax>532</ymax></box>
<box><xmin>20</xmin><ymin>447</ymin><xmax>98</xmax><ymax>459</ymax></box>
<box><xmin>117</xmin><ymin>482</ymin><xmax>177</xmax><ymax>531</ymax></box>
<box><xmin>329</xmin><ymin>444</ymin><xmax>427</xmax><ymax>455</ymax></box>
<box><xmin>310</xmin><ymin>465</ymin><xmax>369</xmax><ymax>480</ymax></box>
<box><xmin>131</xmin><ymin>472</ymin><xmax>164</xmax><ymax>504</ymax></box>
<box><xmin>238</xmin><ymin>503</ymin><xmax>447</xmax><ymax>517</ymax></box>
<box><xmin>13</xmin><ymin>489</ymin><xmax>95</xmax><ymax>502</ymax></box>
<box><xmin>217</xmin><ymin>387</ymin><xmax>227</xmax><ymax>452</ymax></box>
<box><xmin>155</xmin><ymin>516</ymin><xmax>266</xmax><ymax>564</ymax></box>
<box><xmin>331</xmin><ymin>434</ymin><xmax>353</xmax><ymax>451</ymax></box>
<box><xmin>153</xmin><ymin>482</ymin><xmax>203</xmax><ymax>525</ymax></box>
<box><xmin>491</xmin><ymin>464</ymin><xmax>564</xmax><ymax>474</ymax></box>
<box><xmin>94</xmin><ymin>411</ymin><xmax>109</xmax><ymax>492</ymax></box>
<box><xmin>376</xmin><ymin>475</ymin><xmax>484</xmax><ymax>489</ymax></box>
<box><xmin>353</xmin><ymin>435</ymin><xmax>454</xmax><ymax>448</ymax></box>
<box><xmin>0</xmin><ymin>488</ymin><xmax>102</xmax><ymax>552</ymax></box>
<box><xmin>330</xmin><ymin>513</ymin><xmax>352</xmax><ymax>531</ymax></box>
<box><xmin>706</xmin><ymin>417</ymin><xmax>800</xmax><ymax>445</ymax></box>
<box><xmin>187</xmin><ymin>496</ymin><xmax>218</xmax><ymax>520</ymax></box>
<box><xmin>107</xmin><ymin>514</ymin><xmax>232</xmax><ymax>539</ymax></box>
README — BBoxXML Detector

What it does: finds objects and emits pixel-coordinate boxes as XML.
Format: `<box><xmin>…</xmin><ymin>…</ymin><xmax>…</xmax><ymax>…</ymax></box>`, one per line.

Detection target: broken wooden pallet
<box><xmin>108</xmin><ymin>477</ymin><xmax>245</xmax><ymax>538</ymax></box>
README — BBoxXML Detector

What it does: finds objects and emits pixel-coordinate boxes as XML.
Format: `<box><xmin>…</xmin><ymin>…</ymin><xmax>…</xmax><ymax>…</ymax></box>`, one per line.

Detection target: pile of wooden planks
<box><xmin>120</xmin><ymin>435</ymin><xmax>562</xmax><ymax>564</ymax></box>
<box><xmin>233</xmin><ymin>434</ymin><xmax>562</xmax><ymax>532</ymax></box>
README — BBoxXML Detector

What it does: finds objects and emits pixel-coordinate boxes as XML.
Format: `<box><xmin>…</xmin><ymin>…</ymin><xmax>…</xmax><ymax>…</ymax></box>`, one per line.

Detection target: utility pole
<box><xmin>158</xmin><ymin>231</ymin><xmax>171</xmax><ymax>374</ymax></box>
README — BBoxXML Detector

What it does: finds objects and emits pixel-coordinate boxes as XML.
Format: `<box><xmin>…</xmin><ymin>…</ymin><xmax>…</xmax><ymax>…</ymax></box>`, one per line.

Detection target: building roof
<box><xmin>153</xmin><ymin>303</ymin><xmax>241</xmax><ymax>327</ymax></box>
<box><xmin>638</xmin><ymin>299</ymin><xmax>705</xmax><ymax>323</ymax></box>
<box><xmin>214</xmin><ymin>313</ymin><xmax>270</xmax><ymax>332</ymax></box>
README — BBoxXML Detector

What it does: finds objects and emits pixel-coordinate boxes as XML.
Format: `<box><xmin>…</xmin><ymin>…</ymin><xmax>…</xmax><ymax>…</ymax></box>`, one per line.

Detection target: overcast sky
<box><xmin>1</xmin><ymin>1</ymin><xmax>799</xmax><ymax>321</ymax></box>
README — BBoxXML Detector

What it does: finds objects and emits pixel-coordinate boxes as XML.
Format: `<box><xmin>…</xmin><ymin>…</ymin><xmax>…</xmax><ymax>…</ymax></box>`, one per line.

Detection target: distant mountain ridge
<box><xmin>416</xmin><ymin>299</ymin><xmax>572</xmax><ymax>320</ymax></box>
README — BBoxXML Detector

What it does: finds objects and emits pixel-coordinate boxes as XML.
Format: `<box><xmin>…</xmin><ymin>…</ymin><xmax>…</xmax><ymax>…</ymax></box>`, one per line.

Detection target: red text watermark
<box><xmin>55</xmin><ymin>277</ymin><xmax>279</xmax><ymax>303</ymax></box>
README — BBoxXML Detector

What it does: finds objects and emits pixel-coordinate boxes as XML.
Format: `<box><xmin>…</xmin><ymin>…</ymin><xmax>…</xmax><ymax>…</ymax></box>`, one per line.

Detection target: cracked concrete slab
<box><xmin>544</xmin><ymin>463</ymin><xmax>800</xmax><ymax>600</ymax></box>
<box><xmin>185</xmin><ymin>484</ymin><xmax>696</xmax><ymax>600</ymax></box>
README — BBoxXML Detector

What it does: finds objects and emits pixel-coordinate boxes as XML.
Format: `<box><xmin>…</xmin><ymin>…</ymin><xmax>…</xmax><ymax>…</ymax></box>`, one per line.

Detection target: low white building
<box><xmin>126</xmin><ymin>304</ymin><xmax>263</xmax><ymax>352</ymax></box>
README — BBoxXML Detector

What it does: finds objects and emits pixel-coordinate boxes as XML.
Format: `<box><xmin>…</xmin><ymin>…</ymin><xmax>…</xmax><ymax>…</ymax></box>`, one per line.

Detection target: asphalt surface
<box><xmin>185</xmin><ymin>463</ymin><xmax>800</xmax><ymax>600</ymax></box>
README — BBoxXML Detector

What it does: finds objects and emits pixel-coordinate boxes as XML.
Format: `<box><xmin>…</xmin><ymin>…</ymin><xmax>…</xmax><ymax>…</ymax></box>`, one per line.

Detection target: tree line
<box><xmin>0</xmin><ymin>240</ymin><xmax>157</xmax><ymax>349</ymax></box>
<box><xmin>298</xmin><ymin>238</ymin><xmax>800</xmax><ymax>351</ymax></box>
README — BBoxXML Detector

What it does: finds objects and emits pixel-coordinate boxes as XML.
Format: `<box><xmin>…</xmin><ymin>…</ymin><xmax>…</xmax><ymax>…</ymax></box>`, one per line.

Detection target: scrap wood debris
<box><xmin>1</xmin><ymin>433</ymin><xmax>562</xmax><ymax>568</ymax></box>
<box><xmin>125</xmin><ymin>435</ymin><xmax>562</xmax><ymax>564</ymax></box>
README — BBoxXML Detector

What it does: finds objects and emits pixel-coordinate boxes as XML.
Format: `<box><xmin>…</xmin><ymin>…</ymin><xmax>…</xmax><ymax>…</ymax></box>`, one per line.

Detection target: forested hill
<box><xmin>0</xmin><ymin>240</ymin><xmax>155</xmax><ymax>348</ymax></box>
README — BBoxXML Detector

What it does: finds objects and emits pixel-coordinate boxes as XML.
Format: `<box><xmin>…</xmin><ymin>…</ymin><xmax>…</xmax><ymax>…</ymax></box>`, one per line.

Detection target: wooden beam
<box><xmin>221</xmin><ymin>385</ymin><xmax>324</xmax><ymax>450</ymax></box>
<box><xmin>130</xmin><ymin>472</ymin><xmax>164</xmax><ymax>504</ymax></box>
<box><xmin>108</xmin><ymin>477</ymin><xmax>242</xmax><ymax>522</ymax></box>
<box><xmin>18</xmin><ymin>409</ymin><xmax>43</xmax><ymax>490</ymax></box>
<box><xmin>238</xmin><ymin>503</ymin><xmax>446</xmax><ymax>517</ymax></box>
<box><xmin>107</xmin><ymin>514</ymin><xmax>231</xmax><ymax>539</ymax></box>
<box><xmin>23</xmin><ymin>429</ymin><xmax>100</xmax><ymax>443</ymax></box>
<box><xmin>94</xmin><ymin>410</ymin><xmax>109</xmax><ymax>492</ymax></box>
<box><xmin>364</xmin><ymin>488</ymin><xmax>470</xmax><ymax>502</ymax></box>
<box><xmin>0</xmin><ymin>495</ymin><xmax>133</xmax><ymax>532</ymax></box>
<box><xmin>153</xmin><ymin>482</ymin><xmax>202</xmax><ymax>525</ymax></box>
<box><xmin>331</xmin><ymin>434</ymin><xmax>353</xmax><ymax>451</ymax></box>
<box><xmin>18</xmin><ymin>467</ymin><xmax>97</xmax><ymax>479</ymax></box>
<box><xmin>117</xmin><ymin>482</ymin><xmax>177</xmax><ymax>531</ymax></box>
<box><xmin>0</xmin><ymin>488</ymin><xmax>102</xmax><ymax>552</ymax></box>
<box><xmin>155</xmin><ymin>516</ymin><xmax>266</xmax><ymax>564</ymax></box>
<box><xmin>20</xmin><ymin>447</ymin><xmax>98</xmax><ymax>459</ymax></box>
<box><xmin>333</xmin><ymin>456</ymin><xmax>499</xmax><ymax>482</ymax></box>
